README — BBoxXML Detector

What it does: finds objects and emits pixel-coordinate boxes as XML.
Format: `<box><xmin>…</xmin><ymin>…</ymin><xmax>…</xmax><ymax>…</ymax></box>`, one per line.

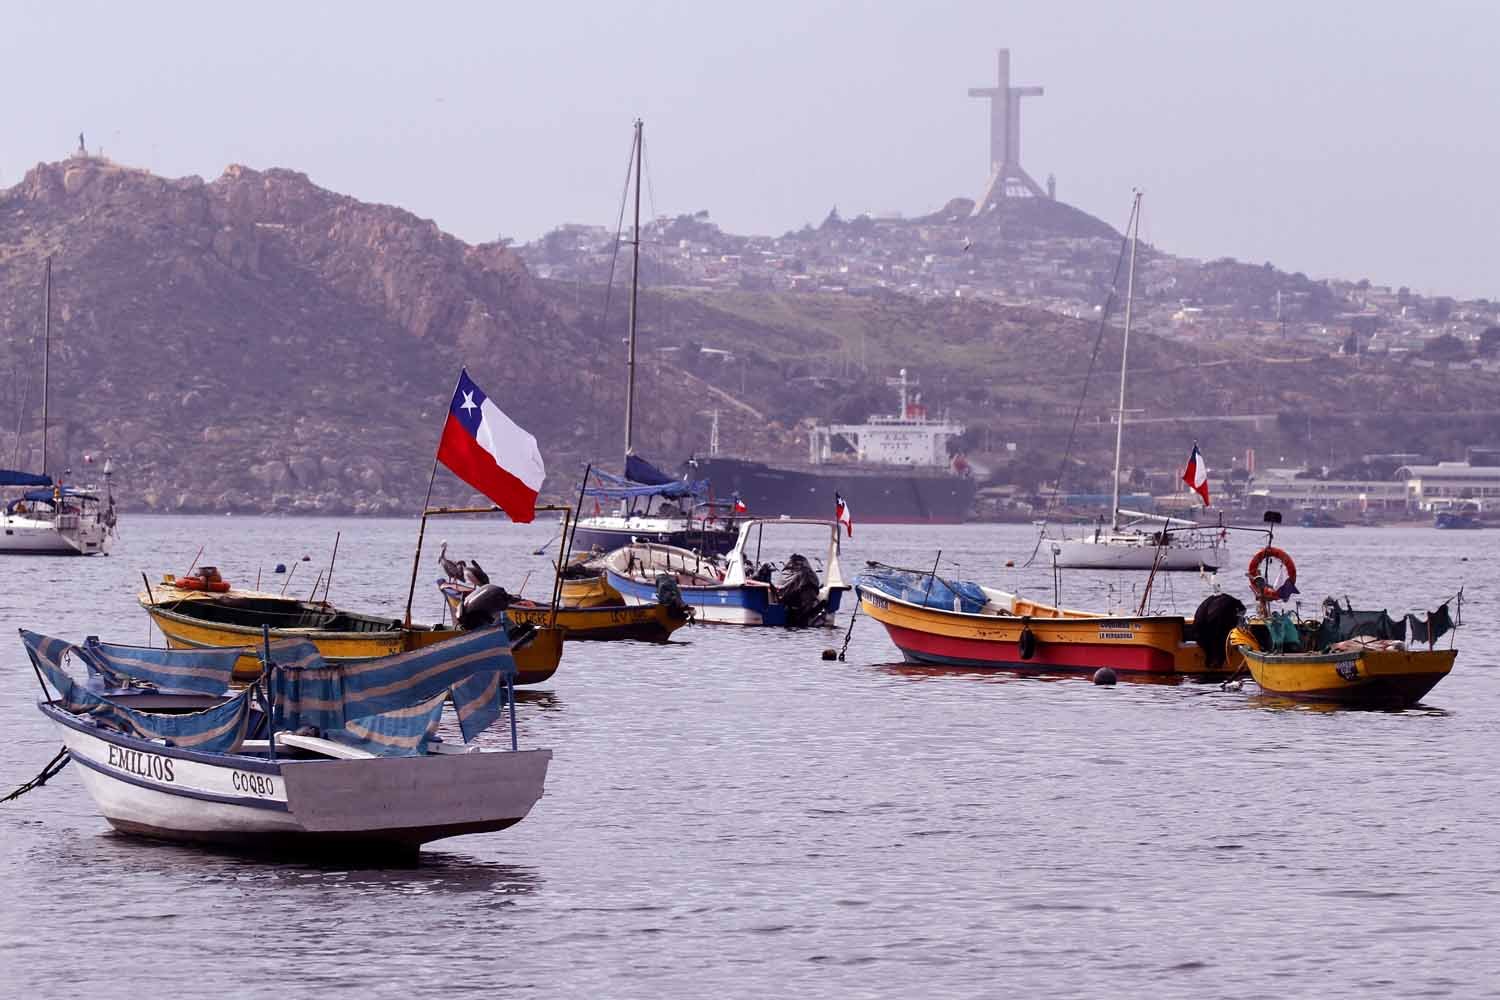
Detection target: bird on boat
<box><xmin>465</xmin><ymin>559</ymin><xmax>490</xmax><ymax>587</ymax></box>
<box><xmin>437</xmin><ymin>541</ymin><xmax>468</xmax><ymax>582</ymax></box>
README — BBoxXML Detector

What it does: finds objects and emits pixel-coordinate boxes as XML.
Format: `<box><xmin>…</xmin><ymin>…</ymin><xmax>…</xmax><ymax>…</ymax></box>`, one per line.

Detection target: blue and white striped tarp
<box><xmin>328</xmin><ymin>692</ymin><xmax>448</xmax><ymax>757</ymax></box>
<box><xmin>271</xmin><ymin>627</ymin><xmax>517</xmax><ymax>755</ymax></box>
<box><xmin>20</xmin><ymin>630</ymin><xmax>252</xmax><ymax>753</ymax></box>
<box><xmin>74</xmin><ymin>636</ymin><xmax>243</xmax><ymax>695</ymax></box>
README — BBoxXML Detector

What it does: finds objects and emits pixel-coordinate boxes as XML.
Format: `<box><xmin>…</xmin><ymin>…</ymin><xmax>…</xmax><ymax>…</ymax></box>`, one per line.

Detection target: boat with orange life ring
<box><xmin>1247</xmin><ymin>546</ymin><xmax>1296</xmax><ymax>602</ymax></box>
<box><xmin>168</xmin><ymin>566</ymin><xmax>232</xmax><ymax>593</ymax></box>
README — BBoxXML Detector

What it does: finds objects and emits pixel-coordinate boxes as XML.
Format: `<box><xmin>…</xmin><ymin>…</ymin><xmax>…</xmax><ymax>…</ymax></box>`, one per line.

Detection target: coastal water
<box><xmin>1</xmin><ymin>516</ymin><xmax>1496</xmax><ymax>999</ymax></box>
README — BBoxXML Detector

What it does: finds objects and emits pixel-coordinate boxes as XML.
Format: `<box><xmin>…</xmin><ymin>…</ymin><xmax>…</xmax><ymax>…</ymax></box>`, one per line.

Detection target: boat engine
<box><xmin>1192</xmin><ymin>593</ymin><xmax>1246</xmax><ymax>670</ymax></box>
<box><xmin>653</xmin><ymin>574</ymin><xmax>692</xmax><ymax>620</ymax></box>
<box><xmin>775</xmin><ymin>553</ymin><xmax>824</xmax><ymax>627</ymax></box>
<box><xmin>458</xmin><ymin>583</ymin><xmax>515</xmax><ymax>630</ymax></box>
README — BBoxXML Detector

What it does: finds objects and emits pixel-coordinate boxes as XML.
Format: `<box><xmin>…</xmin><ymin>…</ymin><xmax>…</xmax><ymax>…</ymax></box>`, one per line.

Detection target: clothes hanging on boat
<box><xmin>1406</xmin><ymin>602</ymin><xmax>1453</xmax><ymax>645</ymax></box>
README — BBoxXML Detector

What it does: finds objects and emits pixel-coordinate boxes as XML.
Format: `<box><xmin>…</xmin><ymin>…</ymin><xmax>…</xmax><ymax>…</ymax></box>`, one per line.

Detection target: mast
<box><xmin>41</xmin><ymin>256</ymin><xmax>51</xmax><ymax>481</ymax></box>
<box><xmin>1109</xmin><ymin>192</ymin><xmax>1142</xmax><ymax>532</ymax></box>
<box><xmin>623</xmin><ymin>119</ymin><xmax>643</xmax><ymax>464</ymax></box>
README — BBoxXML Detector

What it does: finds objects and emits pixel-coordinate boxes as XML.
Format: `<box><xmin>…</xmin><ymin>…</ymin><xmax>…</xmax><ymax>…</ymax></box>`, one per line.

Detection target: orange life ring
<box><xmin>1247</xmin><ymin>546</ymin><xmax>1296</xmax><ymax>601</ymax></box>
<box><xmin>172</xmin><ymin>576</ymin><xmax>229</xmax><ymax>593</ymax></box>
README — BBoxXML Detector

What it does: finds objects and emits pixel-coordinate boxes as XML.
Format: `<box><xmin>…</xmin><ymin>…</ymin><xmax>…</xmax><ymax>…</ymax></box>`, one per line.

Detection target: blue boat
<box><xmin>603</xmin><ymin>518</ymin><xmax>849</xmax><ymax>626</ymax></box>
<box><xmin>1435</xmin><ymin>509</ymin><xmax>1485</xmax><ymax>530</ymax></box>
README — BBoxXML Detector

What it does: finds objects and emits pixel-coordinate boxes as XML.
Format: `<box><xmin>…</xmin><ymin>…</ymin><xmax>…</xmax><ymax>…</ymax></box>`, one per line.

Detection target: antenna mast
<box><xmin>624</xmin><ymin>119</ymin><xmax>643</xmax><ymax>464</ymax></box>
<box><xmin>1109</xmin><ymin>192</ymin><xmax>1142</xmax><ymax>532</ymax></box>
<box><xmin>42</xmin><ymin>257</ymin><xmax>51</xmax><ymax>480</ymax></box>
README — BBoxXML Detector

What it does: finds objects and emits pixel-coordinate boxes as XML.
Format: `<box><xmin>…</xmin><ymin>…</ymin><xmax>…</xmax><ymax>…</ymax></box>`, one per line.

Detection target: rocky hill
<box><xmin>0</xmin><ymin>157</ymin><xmax>786</xmax><ymax>513</ymax></box>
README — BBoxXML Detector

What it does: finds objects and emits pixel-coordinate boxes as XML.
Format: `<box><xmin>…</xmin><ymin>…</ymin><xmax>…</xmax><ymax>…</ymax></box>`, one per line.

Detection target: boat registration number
<box><xmin>1097</xmin><ymin>629</ymin><xmax>1136</xmax><ymax>640</ymax></box>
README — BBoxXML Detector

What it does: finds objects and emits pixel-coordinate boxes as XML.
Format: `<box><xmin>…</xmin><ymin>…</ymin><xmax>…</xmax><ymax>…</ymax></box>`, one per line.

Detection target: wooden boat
<box><xmin>856</xmin><ymin>570</ymin><xmax>1237</xmax><ymax>676</ymax></box>
<box><xmin>604</xmin><ymin>518</ymin><xmax>849</xmax><ymax>626</ymax></box>
<box><xmin>139</xmin><ymin>583</ymin><xmax>563</xmax><ymax>686</ymax></box>
<box><xmin>22</xmin><ymin>628</ymin><xmax>550</xmax><ymax>861</ymax></box>
<box><xmin>438</xmin><ymin>579</ymin><xmax>690</xmax><ymax>642</ymax></box>
<box><xmin>1229</xmin><ymin>627</ymin><xmax>1456</xmax><ymax>708</ymax></box>
<box><xmin>559</xmin><ymin>551</ymin><xmax>624</xmax><ymax>607</ymax></box>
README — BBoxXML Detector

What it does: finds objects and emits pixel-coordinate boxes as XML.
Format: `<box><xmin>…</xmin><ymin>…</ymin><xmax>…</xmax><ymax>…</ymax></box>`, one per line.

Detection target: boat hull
<box><xmin>1238</xmin><ymin>645</ymin><xmax>1456</xmax><ymax>708</ymax></box>
<box><xmin>689</xmin><ymin>456</ymin><xmax>975</xmax><ymax>524</ymax></box>
<box><xmin>141</xmin><ymin>593</ymin><xmax>563</xmax><ymax>686</ymax></box>
<box><xmin>45</xmin><ymin>703</ymin><xmax>552</xmax><ymax>858</ymax></box>
<box><xmin>0</xmin><ymin>516</ymin><xmax>111</xmax><ymax>555</ymax></box>
<box><xmin>442</xmin><ymin>590</ymin><xmax>689</xmax><ymax>642</ymax></box>
<box><xmin>857</xmin><ymin>586</ymin><xmax>1214</xmax><ymax>676</ymax></box>
<box><xmin>559</xmin><ymin>574</ymin><xmax>624</xmax><ymax>608</ymax></box>
<box><xmin>607</xmin><ymin>568</ymin><xmax>845</xmax><ymax>626</ymax></box>
<box><xmin>1051</xmin><ymin>536</ymin><xmax>1223</xmax><ymax>571</ymax></box>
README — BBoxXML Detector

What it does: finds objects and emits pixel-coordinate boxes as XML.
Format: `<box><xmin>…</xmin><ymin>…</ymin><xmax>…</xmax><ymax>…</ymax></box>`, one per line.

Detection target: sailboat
<box><xmin>1048</xmin><ymin>194</ymin><xmax>1224</xmax><ymax>572</ymax></box>
<box><xmin>1</xmin><ymin>257</ymin><xmax>117</xmax><ymax>556</ymax></box>
<box><xmin>570</xmin><ymin>120</ymin><xmax>740</xmax><ymax>557</ymax></box>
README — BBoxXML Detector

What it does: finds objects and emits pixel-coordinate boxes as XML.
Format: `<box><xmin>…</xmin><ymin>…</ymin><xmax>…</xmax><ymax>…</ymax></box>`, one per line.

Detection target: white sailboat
<box><xmin>2</xmin><ymin>257</ymin><xmax>117</xmax><ymax>556</ymax></box>
<box><xmin>1049</xmin><ymin>194</ymin><xmax>1224</xmax><ymax>572</ymax></box>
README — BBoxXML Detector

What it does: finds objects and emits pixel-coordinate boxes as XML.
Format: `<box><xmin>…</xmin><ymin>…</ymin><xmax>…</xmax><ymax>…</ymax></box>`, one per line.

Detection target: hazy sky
<box><xmin>4</xmin><ymin>1</ymin><xmax>1496</xmax><ymax>299</ymax></box>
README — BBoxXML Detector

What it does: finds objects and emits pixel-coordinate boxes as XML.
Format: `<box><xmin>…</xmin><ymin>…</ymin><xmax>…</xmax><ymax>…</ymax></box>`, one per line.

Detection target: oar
<box><xmin>533</xmin><ymin>517</ymin><xmax>565</xmax><ymax>556</ymax></box>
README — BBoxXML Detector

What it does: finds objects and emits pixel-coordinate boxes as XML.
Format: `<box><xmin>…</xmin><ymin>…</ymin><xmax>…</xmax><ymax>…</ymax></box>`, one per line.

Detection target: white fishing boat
<box><xmin>21</xmin><ymin>626</ymin><xmax>550</xmax><ymax>861</ymax></box>
<box><xmin>2</xmin><ymin>258</ymin><xmax>118</xmax><ymax>556</ymax></box>
<box><xmin>1045</xmin><ymin>194</ymin><xmax>1224</xmax><ymax>572</ymax></box>
<box><xmin>604</xmin><ymin>517</ymin><xmax>849</xmax><ymax>626</ymax></box>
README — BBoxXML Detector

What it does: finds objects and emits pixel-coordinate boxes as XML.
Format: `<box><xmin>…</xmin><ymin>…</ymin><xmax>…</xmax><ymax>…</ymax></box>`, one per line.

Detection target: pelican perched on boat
<box><xmin>437</xmin><ymin>541</ymin><xmax>467</xmax><ymax>582</ymax></box>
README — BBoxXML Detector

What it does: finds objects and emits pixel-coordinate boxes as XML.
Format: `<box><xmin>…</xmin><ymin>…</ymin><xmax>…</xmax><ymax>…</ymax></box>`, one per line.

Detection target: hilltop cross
<box><xmin>967</xmin><ymin>49</ymin><xmax>1046</xmax><ymax>213</ymax></box>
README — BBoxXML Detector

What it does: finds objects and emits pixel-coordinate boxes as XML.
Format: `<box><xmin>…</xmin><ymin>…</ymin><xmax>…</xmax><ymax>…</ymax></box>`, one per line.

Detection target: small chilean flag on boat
<box><xmin>732</xmin><ymin>494</ymin><xmax>747</xmax><ymax>514</ymax></box>
<box><xmin>436</xmin><ymin>368</ymin><xmax>546</xmax><ymax>523</ymax></box>
<box><xmin>1181</xmin><ymin>442</ymin><xmax>1210</xmax><ymax>506</ymax></box>
<box><xmin>835</xmin><ymin>492</ymin><xmax>853</xmax><ymax>537</ymax></box>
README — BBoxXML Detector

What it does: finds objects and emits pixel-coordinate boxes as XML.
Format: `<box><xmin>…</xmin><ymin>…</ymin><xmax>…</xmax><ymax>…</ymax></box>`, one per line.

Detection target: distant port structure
<box><xmin>968</xmin><ymin>48</ymin><xmax>1051</xmax><ymax>214</ymax></box>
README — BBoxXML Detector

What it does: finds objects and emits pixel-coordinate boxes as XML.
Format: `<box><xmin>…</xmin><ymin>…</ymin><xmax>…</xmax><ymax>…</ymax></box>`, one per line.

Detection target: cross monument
<box><xmin>967</xmin><ymin>49</ymin><xmax>1046</xmax><ymax>214</ymax></box>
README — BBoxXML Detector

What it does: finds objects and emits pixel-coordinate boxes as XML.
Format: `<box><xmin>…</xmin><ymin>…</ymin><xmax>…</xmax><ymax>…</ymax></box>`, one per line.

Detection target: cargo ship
<box><xmin>687</xmin><ymin>371</ymin><xmax>976</xmax><ymax>524</ymax></box>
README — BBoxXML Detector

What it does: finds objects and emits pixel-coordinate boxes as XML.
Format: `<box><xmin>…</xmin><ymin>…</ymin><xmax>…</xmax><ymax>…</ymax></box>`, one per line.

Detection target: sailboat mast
<box><xmin>623</xmin><ymin>119</ymin><xmax>643</xmax><ymax>464</ymax></box>
<box><xmin>1109</xmin><ymin>193</ymin><xmax>1142</xmax><ymax>532</ymax></box>
<box><xmin>41</xmin><ymin>256</ymin><xmax>51</xmax><ymax>481</ymax></box>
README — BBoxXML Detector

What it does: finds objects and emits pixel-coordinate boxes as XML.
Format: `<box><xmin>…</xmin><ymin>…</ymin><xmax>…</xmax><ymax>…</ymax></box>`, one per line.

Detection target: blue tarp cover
<box><xmin>74</xmin><ymin>637</ymin><xmax>241</xmax><ymax>695</ymax></box>
<box><xmin>0</xmin><ymin>469</ymin><xmax>51</xmax><ymax>487</ymax></box>
<box><xmin>21</xmin><ymin>630</ymin><xmax>252</xmax><ymax>753</ymax></box>
<box><xmin>856</xmin><ymin>567</ymin><xmax>990</xmax><ymax>614</ymax></box>
<box><xmin>586</xmin><ymin>467</ymin><xmax>708</xmax><ymax>501</ymax></box>
<box><xmin>625</xmin><ymin>454</ymin><xmax>673</xmax><ymax>485</ymax></box>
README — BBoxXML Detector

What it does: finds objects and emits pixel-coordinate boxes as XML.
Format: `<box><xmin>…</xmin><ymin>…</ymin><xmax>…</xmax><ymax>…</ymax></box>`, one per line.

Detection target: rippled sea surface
<box><xmin>1</xmin><ymin>516</ymin><xmax>1497</xmax><ymax>999</ymax></box>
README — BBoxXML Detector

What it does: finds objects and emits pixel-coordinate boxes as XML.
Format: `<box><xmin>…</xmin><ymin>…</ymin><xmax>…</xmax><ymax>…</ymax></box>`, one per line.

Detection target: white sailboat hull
<box><xmin>1051</xmin><ymin>534</ymin><xmax>1224</xmax><ymax>571</ymax></box>
<box><xmin>0</xmin><ymin>514</ymin><xmax>111</xmax><ymax>555</ymax></box>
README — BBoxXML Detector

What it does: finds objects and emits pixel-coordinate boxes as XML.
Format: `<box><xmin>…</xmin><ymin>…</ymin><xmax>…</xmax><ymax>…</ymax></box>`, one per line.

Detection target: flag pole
<box><xmin>403</xmin><ymin>371</ymin><xmax>465</xmax><ymax>631</ymax></box>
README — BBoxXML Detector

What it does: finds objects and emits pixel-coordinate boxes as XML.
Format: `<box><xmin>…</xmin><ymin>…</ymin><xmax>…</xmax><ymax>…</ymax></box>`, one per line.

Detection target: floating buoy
<box><xmin>301</xmin><ymin>555</ymin><xmax>312</xmax><ymax>562</ymax></box>
<box><xmin>820</xmin><ymin>649</ymin><xmax>837</xmax><ymax>661</ymax></box>
<box><xmin>273</xmin><ymin>563</ymin><xmax>287</xmax><ymax>574</ymax></box>
<box><xmin>1004</xmin><ymin>559</ymin><xmax>1014</xmax><ymax>567</ymax></box>
<box><xmin>1092</xmin><ymin>667</ymin><xmax>1117</xmax><ymax>686</ymax></box>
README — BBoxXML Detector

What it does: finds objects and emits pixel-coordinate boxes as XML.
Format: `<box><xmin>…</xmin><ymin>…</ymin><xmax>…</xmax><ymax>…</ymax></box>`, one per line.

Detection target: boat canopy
<box><xmin>0</xmin><ymin>469</ymin><xmax>52</xmax><ymax>487</ymax></box>
<box><xmin>16</xmin><ymin>486</ymin><xmax>98</xmax><ymax>502</ymax></box>
<box><xmin>856</xmin><ymin>562</ymin><xmax>989</xmax><ymax>614</ymax></box>
<box><xmin>20</xmin><ymin>626</ymin><xmax>520</xmax><ymax>758</ymax></box>
<box><xmin>625</xmin><ymin>454</ymin><xmax>674</xmax><ymax>485</ymax></box>
<box><xmin>269</xmin><ymin>629</ymin><xmax>517</xmax><ymax>754</ymax></box>
<box><xmin>586</xmin><ymin>467</ymin><xmax>708</xmax><ymax>501</ymax></box>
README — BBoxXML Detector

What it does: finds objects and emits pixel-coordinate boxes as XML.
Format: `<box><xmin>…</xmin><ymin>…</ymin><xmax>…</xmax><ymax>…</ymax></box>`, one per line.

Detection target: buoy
<box><xmin>301</xmin><ymin>555</ymin><xmax>312</xmax><ymax>562</ymax></box>
<box><xmin>1004</xmin><ymin>559</ymin><xmax>1014</xmax><ymax>567</ymax></box>
<box><xmin>821</xmin><ymin>649</ymin><xmax>837</xmax><ymax>661</ymax></box>
<box><xmin>273</xmin><ymin>563</ymin><xmax>287</xmax><ymax>574</ymax></box>
<box><xmin>1092</xmin><ymin>667</ymin><xmax>1117</xmax><ymax>686</ymax></box>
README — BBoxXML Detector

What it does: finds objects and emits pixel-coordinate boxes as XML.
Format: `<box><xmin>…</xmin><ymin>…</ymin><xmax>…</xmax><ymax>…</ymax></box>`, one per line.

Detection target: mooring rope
<box><xmin>1</xmin><ymin>747</ymin><xmax>70</xmax><ymax>803</ymax></box>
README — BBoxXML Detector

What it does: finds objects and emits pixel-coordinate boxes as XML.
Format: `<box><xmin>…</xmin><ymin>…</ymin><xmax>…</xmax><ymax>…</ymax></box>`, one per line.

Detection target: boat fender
<box><xmin>1247</xmin><ymin>546</ymin><xmax>1297</xmax><ymax>602</ymax></box>
<box><xmin>1018</xmin><ymin>622</ymin><xmax>1038</xmax><ymax>660</ymax></box>
<box><xmin>1092</xmin><ymin>667</ymin><xmax>1117</xmax><ymax>686</ymax></box>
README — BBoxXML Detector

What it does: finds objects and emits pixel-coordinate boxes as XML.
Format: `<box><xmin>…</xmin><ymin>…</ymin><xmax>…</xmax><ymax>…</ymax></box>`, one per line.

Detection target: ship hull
<box><xmin>689</xmin><ymin>457</ymin><xmax>975</xmax><ymax>524</ymax></box>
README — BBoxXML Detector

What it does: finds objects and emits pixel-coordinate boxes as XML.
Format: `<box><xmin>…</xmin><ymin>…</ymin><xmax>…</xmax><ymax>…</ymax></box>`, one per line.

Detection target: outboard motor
<box><xmin>775</xmin><ymin>553</ymin><xmax>824</xmax><ymax>627</ymax></box>
<box><xmin>1192</xmin><ymin>593</ymin><xmax>1246</xmax><ymax>670</ymax></box>
<box><xmin>458</xmin><ymin>583</ymin><xmax>515</xmax><ymax>630</ymax></box>
<box><xmin>654</xmin><ymin>573</ymin><xmax>692</xmax><ymax>621</ymax></box>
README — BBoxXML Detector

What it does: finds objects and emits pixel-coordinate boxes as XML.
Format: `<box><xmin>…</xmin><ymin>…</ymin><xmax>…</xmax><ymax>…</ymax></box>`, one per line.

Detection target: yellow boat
<box><xmin>139</xmin><ymin>585</ymin><xmax>563</xmax><ymax>686</ymax></box>
<box><xmin>1229</xmin><ymin>625</ymin><xmax>1455</xmax><ymax>708</ymax></box>
<box><xmin>558</xmin><ymin>552</ymin><xmax>624</xmax><ymax>608</ymax></box>
<box><xmin>856</xmin><ymin>568</ymin><xmax>1241</xmax><ymax>677</ymax></box>
<box><xmin>439</xmin><ymin>581</ymin><xmax>689</xmax><ymax>642</ymax></box>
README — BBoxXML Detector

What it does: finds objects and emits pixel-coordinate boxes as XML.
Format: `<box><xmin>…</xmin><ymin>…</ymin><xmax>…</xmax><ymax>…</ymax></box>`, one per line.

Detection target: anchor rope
<box><xmin>1</xmin><ymin>746</ymin><xmax>70</xmax><ymax>804</ymax></box>
<box><xmin>837</xmin><ymin>596</ymin><xmax>861</xmax><ymax>662</ymax></box>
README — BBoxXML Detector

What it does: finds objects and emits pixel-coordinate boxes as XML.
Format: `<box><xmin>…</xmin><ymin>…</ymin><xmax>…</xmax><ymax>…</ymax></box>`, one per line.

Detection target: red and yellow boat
<box><xmin>855</xmin><ymin>568</ymin><xmax>1240</xmax><ymax>677</ymax></box>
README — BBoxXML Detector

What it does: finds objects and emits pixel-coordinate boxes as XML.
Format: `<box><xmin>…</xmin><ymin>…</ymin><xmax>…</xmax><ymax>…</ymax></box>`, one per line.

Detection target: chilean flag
<box><xmin>436</xmin><ymin>368</ymin><xmax>546</xmax><ymax>522</ymax></box>
<box><xmin>1181</xmin><ymin>442</ymin><xmax>1210</xmax><ymax>506</ymax></box>
<box><xmin>835</xmin><ymin>492</ymin><xmax>853</xmax><ymax>537</ymax></box>
<box><xmin>732</xmin><ymin>495</ymin><xmax>747</xmax><ymax>514</ymax></box>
